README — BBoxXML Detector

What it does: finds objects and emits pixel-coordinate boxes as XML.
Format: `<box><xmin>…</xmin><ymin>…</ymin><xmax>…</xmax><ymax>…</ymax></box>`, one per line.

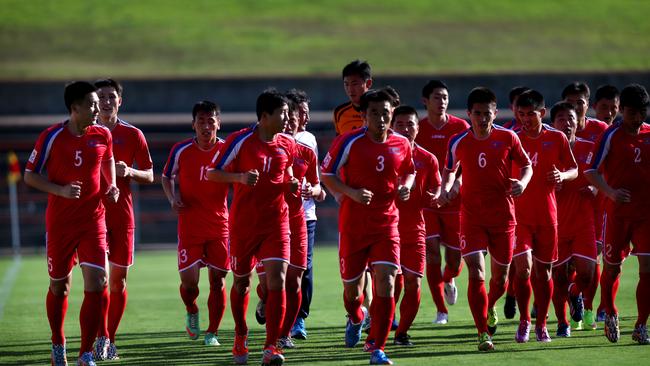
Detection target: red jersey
<box><xmin>502</xmin><ymin>118</ymin><xmax>523</xmax><ymax>132</ymax></box>
<box><xmin>333</xmin><ymin>101</ymin><xmax>364</xmax><ymax>135</ymax></box>
<box><xmin>514</xmin><ymin>125</ymin><xmax>577</xmax><ymax>226</ymax></box>
<box><xmin>446</xmin><ymin>125</ymin><xmax>531</xmax><ymax>226</ymax></box>
<box><xmin>102</xmin><ymin>119</ymin><xmax>153</xmax><ymax>229</ymax></box>
<box><xmin>163</xmin><ymin>138</ymin><xmax>228</xmax><ymax>238</ymax></box>
<box><xmin>397</xmin><ymin>144</ymin><xmax>441</xmax><ymax>235</ymax></box>
<box><xmin>588</xmin><ymin>123</ymin><xmax>650</xmax><ymax>219</ymax></box>
<box><xmin>321</xmin><ymin>128</ymin><xmax>415</xmax><ymax>239</ymax></box>
<box><xmin>211</xmin><ymin>125</ymin><xmax>295</xmax><ymax>234</ymax></box>
<box><xmin>26</xmin><ymin>121</ymin><xmax>113</xmax><ymax>233</ymax></box>
<box><xmin>576</xmin><ymin>118</ymin><xmax>608</xmax><ymax>143</ymax></box>
<box><xmin>286</xmin><ymin>139</ymin><xmax>320</xmax><ymax>219</ymax></box>
<box><xmin>414</xmin><ymin>114</ymin><xmax>469</xmax><ymax>212</ymax></box>
<box><xmin>557</xmin><ymin>138</ymin><xmax>595</xmax><ymax>229</ymax></box>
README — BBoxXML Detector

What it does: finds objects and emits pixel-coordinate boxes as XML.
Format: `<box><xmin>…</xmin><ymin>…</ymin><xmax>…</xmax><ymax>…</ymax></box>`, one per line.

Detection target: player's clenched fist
<box><xmin>397</xmin><ymin>185</ymin><xmax>410</xmax><ymax>201</ymax></box>
<box><xmin>241</xmin><ymin>169</ymin><xmax>259</xmax><ymax>186</ymax></box>
<box><xmin>60</xmin><ymin>181</ymin><xmax>82</xmax><ymax>199</ymax></box>
<box><xmin>508</xmin><ymin>178</ymin><xmax>526</xmax><ymax>197</ymax></box>
<box><xmin>105</xmin><ymin>184</ymin><xmax>120</xmax><ymax>203</ymax></box>
<box><xmin>115</xmin><ymin>161</ymin><xmax>131</xmax><ymax>178</ymax></box>
<box><xmin>351</xmin><ymin>188</ymin><xmax>373</xmax><ymax>205</ymax></box>
<box><xmin>287</xmin><ymin>176</ymin><xmax>299</xmax><ymax>193</ymax></box>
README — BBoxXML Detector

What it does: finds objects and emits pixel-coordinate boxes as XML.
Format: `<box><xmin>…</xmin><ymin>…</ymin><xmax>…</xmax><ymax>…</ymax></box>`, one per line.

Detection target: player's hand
<box><xmin>170</xmin><ymin>196</ymin><xmax>185</xmax><ymax>213</ymax></box>
<box><xmin>351</xmin><ymin>188</ymin><xmax>373</xmax><ymax>205</ymax></box>
<box><xmin>60</xmin><ymin>181</ymin><xmax>82</xmax><ymax>199</ymax></box>
<box><xmin>508</xmin><ymin>178</ymin><xmax>526</xmax><ymax>197</ymax></box>
<box><xmin>105</xmin><ymin>184</ymin><xmax>120</xmax><ymax>203</ymax></box>
<box><xmin>608</xmin><ymin>188</ymin><xmax>631</xmax><ymax>204</ymax></box>
<box><xmin>287</xmin><ymin>176</ymin><xmax>299</xmax><ymax>193</ymax></box>
<box><xmin>448</xmin><ymin>180</ymin><xmax>461</xmax><ymax>201</ymax></box>
<box><xmin>316</xmin><ymin>188</ymin><xmax>327</xmax><ymax>202</ymax></box>
<box><xmin>115</xmin><ymin>161</ymin><xmax>131</xmax><ymax>178</ymax></box>
<box><xmin>301</xmin><ymin>181</ymin><xmax>313</xmax><ymax>198</ymax></box>
<box><xmin>436</xmin><ymin>190</ymin><xmax>451</xmax><ymax>207</ymax></box>
<box><xmin>241</xmin><ymin>169</ymin><xmax>259</xmax><ymax>186</ymax></box>
<box><xmin>398</xmin><ymin>185</ymin><xmax>410</xmax><ymax>201</ymax></box>
<box><xmin>424</xmin><ymin>190</ymin><xmax>437</xmax><ymax>207</ymax></box>
<box><xmin>546</xmin><ymin>165</ymin><xmax>562</xmax><ymax>184</ymax></box>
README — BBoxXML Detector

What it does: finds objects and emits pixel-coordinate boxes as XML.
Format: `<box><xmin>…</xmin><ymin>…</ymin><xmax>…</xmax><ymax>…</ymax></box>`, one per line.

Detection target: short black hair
<box><xmin>467</xmin><ymin>87</ymin><xmax>497</xmax><ymax>111</ymax></box>
<box><xmin>421</xmin><ymin>80</ymin><xmax>449</xmax><ymax>98</ymax></box>
<box><xmin>619</xmin><ymin>83</ymin><xmax>650</xmax><ymax>110</ymax></box>
<box><xmin>359</xmin><ymin>89</ymin><xmax>393</xmax><ymax>112</ymax></box>
<box><xmin>550</xmin><ymin>102</ymin><xmax>576</xmax><ymax>122</ymax></box>
<box><xmin>594</xmin><ymin>84</ymin><xmax>620</xmax><ymax>103</ymax></box>
<box><xmin>64</xmin><ymin>81</ymin><xmax>97</xmax><ymax>113</ymax></box>
<box><xmin>192</xmin><ymin>100</ymin><xmax>220</xmax><ymax>120</ymax></box>
<box><xmin>285</xmin><ymin>89</ymin><xmax>310</xmax><ymax>104</ymax></box>
<box><xmin>392</xmin><ymin>105</ymin><xmax>419</xmax><ymax>123</ymax></box>
<box><xmin>509</xmin><ymin>86</ymin><xmax>531</xmax><ymax>104</ymax></box>
<box><xmin>342</xmin><ymin>59</ymin><xmax>372</xmax><ymax>80</ymax></box>
<box><xmin>562</xmin><ymin>82</ymin><xmax>591</xmax><ymax>101</ymax></box>
<box><xmin>382</xmin><ymin>85</ymin><xmax>401</xmax><ymax>107</ymax></box>
<box><xmin>256</xmin><ymin>88</ymin><xmax>288</xmax><ymax>121</ymax></box>
<box><xmin>515</xmin><ymin>89</ymin><xmax>545</xmax><ymax>111</ymax></box>
<box><xmin>93</xmin><ymin>78</ymin><xmax>123</xmax><ymax>97</ymax></box>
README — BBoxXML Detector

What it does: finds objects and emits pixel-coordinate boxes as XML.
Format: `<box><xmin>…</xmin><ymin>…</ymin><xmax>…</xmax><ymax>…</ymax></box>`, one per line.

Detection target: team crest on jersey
<box><xmin>87</xmin><ymin>139</ymin><xmax>99</xmax><ymax>147</ymax></box>
<box><xmin>29</xmin><ymin>149</ymin><xmax>37</xmax><ymax>163</ymax></box>
<box><xmin>491</xmin><ymin>141</ymin><xmax>503</xmax><ymax>148</ymax></box>
<box><xmin>431</xmin><ymin>134</ymin><xmax>445</xmax><ymax>139</ymax></box>
<box><xmin>389</xmin><ymin>147</ymin><xmax>400</xmax><ymax>154</ymax></box>
<box><xmin>542</xmin><ymin>141</ymin><xmax>554</xmax><ymax>149</ymax></box>
<box><xmin>275</xmin><ymin>148</ymin><xmax>287</xmax><ymax>156</ymax></box>
<box><xmin>415</xmin><ymin>161</ymin><xmax>424</xmax><ymax>169</ymax></box>
<box><xmin>643</xmin><ymin>138</ymin><xmax>650</xmax><ymax>144</ymax></box>
<box><xmin>113</xmin><ymin>138</ymin><xmax>124</xmax><ymax>145</ymax></box>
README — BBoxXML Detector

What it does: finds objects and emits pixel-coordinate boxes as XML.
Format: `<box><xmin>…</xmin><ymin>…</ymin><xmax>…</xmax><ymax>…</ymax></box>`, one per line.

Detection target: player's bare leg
<box><xmin>513</xmin><ymin>252</ymin><xmax>533</xmax><ymax>342</ymax></box>
<box><xmin>206</xmin><ymin>267</ymin><xmax>227</xmax><ymax>346</ymax></box>
<box><xmin>79</xmin><ymin>265</ymin><xmax>108</xmax><ymax>364</ymax></box>
<box><xmin>279</xmin><ymin>266</ymin><xmax>304</xmax><ymax>349</ymax></box>
<box><xmin>179</xmin><ymin>264</ymin><xmax>201</xmax><ymax>340</ymax></box>
<box><xmin>426</xmin><ymin>237</ymin><xmax>448</xmax><ymax>323</ymax></box>
<box><xmin>261</xmin><ymin>259</ymin><xmax>288</xmax><ymax>364</ymax></box>
<box><xmin>48</xmin><ymin>276</ymin><xmax>72</xmax><ymax>366</ymax></box>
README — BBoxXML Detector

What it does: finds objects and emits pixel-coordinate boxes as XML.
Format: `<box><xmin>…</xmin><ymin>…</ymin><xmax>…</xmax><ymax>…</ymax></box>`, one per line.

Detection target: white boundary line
<box><xmin>0</xmin><ymin>255</ymin><xmax>22</xmax><ymax>321</ymax></box>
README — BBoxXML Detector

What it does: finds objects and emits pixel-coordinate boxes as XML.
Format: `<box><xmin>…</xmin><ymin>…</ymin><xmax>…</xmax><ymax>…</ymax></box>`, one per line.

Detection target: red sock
<box><xmin>343</xmin><ymin>293</ymin><xmax>365</xmax><ymax>324</ymax></box>
<box><xmin>636</xmin><ymin>272</ymin><xmax>650</xmax><ymax>327</ymax></box>
<box><xmin>108</xmin><ymin>289</ymin><xmax>128</xmax><ymax>342</ymax></box>
<box><xmin>97</xmin><ymin>287</ymin><xmax>109</xmax><ymax>338</ymax></box>
<box><xmin>281</xmin><ymin>288</ymin><xmax>301</xmax><ymax>337</ymax></box>
<box><xmin>426</xmin><ymin>261</ymin><xmax>447</xmax><ymax>313</ymax></box>
<box><xmin>264</xmin><ymin>289</ymin><xmax>286</xmax><ymax>348</ymax></box>
<box><xmin>179</xmin><ymin>285</ymin><xmax>199</xmax><ymax>314</ymax></box>
<box><xmin>394</xmin><ymin>274</ymin><xmax>404</xmax><ymax>304</ymax></box>
<box><xmin>467</xmin><ymin>278</ymin><xmax>488</xmax><ymax>334</ymax></box>
<box><xmin>515</xmin><ymin>275</ymin><xmax>532</xmax><ymax>322</ymax></box>
<box><xmin>600</xmin><ymin>270</ymin><xmax>619</xmax><ymax>315</ymax></box>
<box><xmin>230</xmin><ymin>287</ymin><xmax>249</xmax><ymax>336</ymax></box>
<box><xmin>46</xmin><ymin>289</ymin><xmax>68</xmax><ymax>345</ymax></box>
<box><xmin>207</xmin><ymin>287</ymin><xmax>226</xmax><ymax>334</ymax></box>
<box><xmin>487</xmin><ymin>276</ymin><xmax>507</xmax><ymax>309</ymax></box>
<box><xmin>506</xmin><ymin>267</ymin><xmax>516</xmax><ymax>297</ymax></box>
<box><xmin>532</xmin><ymin>275</ymin><xmax>553</xmax><ymax>328</ymax></box>
<box><xmin>372</xmin><ymin>296</ymin><xmax>395</xmax><ymax>350</ymax></box>
<box><xmin>569</xmin><ymin>282</ymin><xmax>580</xmax><ymax>297</ymax></box>
<box><xmin>442</xmin><ymin>260</ymin><xmax>463</xmax><ymax>283</ymax></box>
<box><xmin>79</xmin><ymin>291</ymin><xmax>103</xmax><ymax>355</ymax></box>
<box><xmin>552</xmin><ymin>275</ymin><xmax>568</xmax><ymax>325</ymax></box>
<box><xmin>584</xmin><ymin>262</ymin><xmax>600</xmax><ymax>310</ymax></box>
<box><xmin>395</xmin><ymin>288</ymin><xmax>420</xmax><ymax>335</ymax></box>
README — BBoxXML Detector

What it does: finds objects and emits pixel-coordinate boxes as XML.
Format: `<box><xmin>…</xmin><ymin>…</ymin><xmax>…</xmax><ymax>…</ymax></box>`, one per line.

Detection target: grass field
<box><xmin>1</xmin><ymin>0</ymin><xmax>650</xmax><ymax>80</ymax></box>
<box><xmin>0</xmin><ymin>246</ymin><xmax>646</xmax><ymax>365</ymax></box>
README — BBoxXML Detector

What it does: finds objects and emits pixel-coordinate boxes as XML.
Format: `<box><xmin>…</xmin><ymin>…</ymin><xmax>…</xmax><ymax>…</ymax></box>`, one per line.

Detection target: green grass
<box><xmin>1</xmin><ymin>0</ymin><xmax>649</xmax><ymax>80</ymax></box>
<box><xmin>0</xmin><ymin>246</ymin><xmax>646</xmax><ymax>365</ymax></box>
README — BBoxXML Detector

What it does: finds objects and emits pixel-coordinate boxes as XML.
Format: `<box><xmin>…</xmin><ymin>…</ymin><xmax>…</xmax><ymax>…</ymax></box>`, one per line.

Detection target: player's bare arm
<box><xmin>321</xmin><ymin>174</ymin><xmax>373</xmax><ymax>205</ymax></box>
<box><xmin>101</xmin><ymin>157</ymin><xmax>120</xmax><ymax>203</ymax></box>
<box><xmin>161</xmin><ymin>175</ymin><xmax>185</xmax><ymax>212</ymax></box>
<box><xmin>24</xmin><ymin>171</ymin><xmax>82</xmax><ymax>199</ymax></box>
<box><xmin>116</xmin><ymin>160</ymin><xmax>154</xmax><ymax>184</ymax></box>
<box><xmin>437</xmin><ymin>168</ymin><xmax>457</xmax><ymax>207</ymax></box>
<box><xmin>207</xmin><ymin>168</ymin><xmax>259</xmax><ymax>186</ymax></box>
<box><xmin>546</xmin><ymin>164</ymin><xmax>578</xmax><ymax>185</ymax></box>
<box><xmin>508</xmin><ymin>164</ymin><xmax>532</xmax><ymax>197</ymax></box>
<box><xmin>286</xmin><ymin>165</ymin><xmax>299</xmax><ymax>193</ymax></box>
<box><xmin>584</xmin><ymin>170</ymin><xmax>632</xmax><ymax>203</ymax></box>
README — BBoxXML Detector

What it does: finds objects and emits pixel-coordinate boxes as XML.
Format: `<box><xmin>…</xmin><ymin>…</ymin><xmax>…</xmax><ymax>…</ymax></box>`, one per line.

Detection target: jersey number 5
<box><xmin>74</xmin><ymin>150</ymin><xmax>83</xmax><ymax>167</ymax></box>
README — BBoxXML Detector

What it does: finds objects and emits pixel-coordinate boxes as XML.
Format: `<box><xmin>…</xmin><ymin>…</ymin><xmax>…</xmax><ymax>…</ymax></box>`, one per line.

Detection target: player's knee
<box><xmin>110</xmin><ymin>278</ymin><xmax>126</xmax><ymax>293</ymax></box>
<box><xmin>516</xmin><ymin>267</ymin><xmax>531</xmax><ymax>280</ymax></box>
<box><xmin>50</xmin><ymin>281</ymin><xmax>70</xmax><ymax>297</ymax></box>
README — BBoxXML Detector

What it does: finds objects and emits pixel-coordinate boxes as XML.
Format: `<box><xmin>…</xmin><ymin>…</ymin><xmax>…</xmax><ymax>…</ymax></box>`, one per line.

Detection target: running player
<box><xmin>208</xmin><ymin>89</ymin><xmax>298</xmax><ymax>365</ymax></box>
<box><xmin>92</xmin><ymin>78</ymin><xmax>154</xmax><ymax>361</ymax></box>
<box><xmin>333</xmin><ymin>60</ymin><xmax>373</xmax><ymax>135</ymax></box>
<box><xmin>502</xmin><ymin>86</ymin><xmax>530</xmax><ymax>132</ymax></box>
<box><xmin>443</xmin><ymin>87</ymin><xmax>532</xmax><ymax>351</ymax></box>
<box><xmin>414</xmin><ymin>80</ymin><xmax>469</xmax><ymax>325</ymax></box>
<box><xmin>392</xmin><ymin>105</ymin><xmax>441</xmax><ymax>346</ymax></box>
<box><xmin>321</xmin><ymin>89</ymin><xmax>415</xmax><ymax>365</ymax></box>
<box><xmin>549</xmin><ymin>102</ymin><xmax>597</xmax><ymax>338</ymax></box>
<box><xmin>161</xmin><ymin>101</ymin><xmax>230</xmax><ymax>348</ymax></box>
<box><xmin>593</xmin><ymin>85</ymin><xmax>620</xmax><ymax>126</ymax></box>
<box><xmin>25</xmin><ymin>81</ymin><xmax>119</xmax><ymax>366</ymax></box>
<box><xmin>585</xmin><ymin>83</ymin><xmax>650</xmax><ymax>345</ymax></box>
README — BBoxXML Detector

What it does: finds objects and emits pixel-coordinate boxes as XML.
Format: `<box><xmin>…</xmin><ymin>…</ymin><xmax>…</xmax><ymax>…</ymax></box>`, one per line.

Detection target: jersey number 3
<box><xmin>376</xmin><ymin>155</ymin><xmax>385</xmax><ymax>172</ymax></box>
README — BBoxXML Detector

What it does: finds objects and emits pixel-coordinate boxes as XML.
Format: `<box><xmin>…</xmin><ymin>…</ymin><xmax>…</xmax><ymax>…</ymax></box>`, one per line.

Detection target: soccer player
<box><xmin>549</xmin><ymin>102</ymin><xmax>597</xmax><ymax>338</ymax></box>
<box><xmin>593</xmin><ymin>84</ymin><xmax>620</xmax><ymax>125</ymax></box>
<box><xmin>24</xmin><ymin>81</ymin><xmax>119</xmax><ymax>366</ymax></box>
<box><xmin>585</xmin><ymin>83</ymin><xmax>650</xmax><ymax>345</ymax></box>
<box><xmin>414</xmin><ymin>80</ymin><xmax>469</xmax><ymax>324</ymax></box>
<box><xmin>161</xmin><ymin>101</ymin><xmax>230</xmax><ymax>348</ymax></box>
<box><xmin>502</xmin><ymin>86</ymin><xmax>531</xmax><ymax>132</ymax></box>
<box><xmin>321</xmin><ymin>89</ymin><xmax>415</xmax><ymax>365</ymax></box>
<box><xmin>511</xmin><ymin>90</ymin><xmax>578</xmax><ymax>343</ymax></box>
<box><xmin>443</xmin><ymin>87</ymin><xmax>532</xmax><ymax>351</ymax></box>
<box><xmin>92</xmin><ymin>78</ymin><xmax>154</xmax><ymax>361</ymax></box>
<box><xmin>207</xmin><ymin>89</ymin><xmax>298</xmax><ymax>365</ymax></box>
<box><xmin>333</xmin><ymin>60</ymin><xmax>373</xmax><ymax>135</ymax></box>
<box><xmin>392</xmin><ymin>105</ymin><xmax>441</xmax><ymax>345</ymax></box>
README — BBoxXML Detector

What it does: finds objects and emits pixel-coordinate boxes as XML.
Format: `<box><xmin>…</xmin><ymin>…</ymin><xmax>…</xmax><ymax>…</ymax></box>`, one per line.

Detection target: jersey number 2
<box><xmin>634</xmin><ymin>147</ymin><xmax>642</xmax><ymax>163</ymax></box>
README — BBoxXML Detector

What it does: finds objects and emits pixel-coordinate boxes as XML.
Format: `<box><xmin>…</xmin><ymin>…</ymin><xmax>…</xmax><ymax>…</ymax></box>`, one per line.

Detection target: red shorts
<box><xmin>424</xmin><ymin>209</ymin><xmax>461</xmax><ymax>249</ymax></box>
<box><xmin>46</xmin><ymin>228</ymin><xmax>107</xmax><ymax>280</ymax></box>
<box><xmin>339</xmin><ymin>232</ymin><xmax>400</xmax><ymax>282</ymax></box>
<box><xmin>107</xmin><ymin>226</ymin><xmax>134</xmax><ymax>268</ymax></box>
<box><xmin>459</xmin><ymin>217</ymin><xmax>515</xmax><ymax>265</ymax></box>
<box><xmin>229</xmin><ymin>228</ymin><xmax>290</xmax><ymax>277</ymax></box>
<box><xmin>513</xmin><ymin>224</ymin><xmax>558</xmax><ymax>264</ymax></box>
<box><xmin>288</xmin><ymin>212</ymin><xmax>308</xmax><ymax>270</ymax></box>
<box><xmin>177</xmin><ymin>232</ymin><xmax>230</xmax><ymax>272</ymax></box>
<box><xmin>556</xmin><ymin>223</ymin><xmax>597</xmax><ymax>266</ymax></box>
<box><xmin>399</xmin><ymin>229</ymin><xmax>425</xmax><ymax>277</ymax></box>
<box><xmin>603</xmin><ymin>215</ymin><xmax>650</xmax><ymax>265</ymax></box>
